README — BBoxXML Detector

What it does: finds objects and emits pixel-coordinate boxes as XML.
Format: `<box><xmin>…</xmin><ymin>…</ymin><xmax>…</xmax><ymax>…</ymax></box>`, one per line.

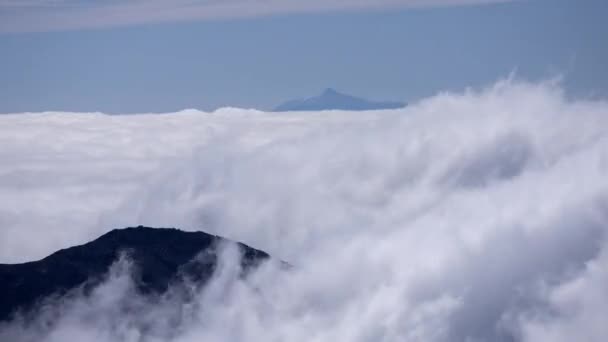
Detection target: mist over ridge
<box><xmin>1</xmin><ymin>79</ymin><xmax>607</xmax><ymax>341</ymax></box>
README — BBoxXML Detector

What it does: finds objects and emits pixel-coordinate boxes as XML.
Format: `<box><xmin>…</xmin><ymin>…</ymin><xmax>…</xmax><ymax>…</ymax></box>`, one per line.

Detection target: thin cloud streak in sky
<box><xmin>0</xmin><ymin>0</ymin><xmax>514</xmax><ymax>33</ymax></box>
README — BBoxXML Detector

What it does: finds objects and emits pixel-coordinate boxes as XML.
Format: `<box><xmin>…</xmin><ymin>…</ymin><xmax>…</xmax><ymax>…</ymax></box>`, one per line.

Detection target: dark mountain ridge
<box><xmin>0</xmin><ymin>226</ymin><xmax>272</xmax><ymax>322</ymax></box>
<box><xmin>274</xmin><ymin>88</ymin><xmax>406</xmax><ymax>112</ymax></box>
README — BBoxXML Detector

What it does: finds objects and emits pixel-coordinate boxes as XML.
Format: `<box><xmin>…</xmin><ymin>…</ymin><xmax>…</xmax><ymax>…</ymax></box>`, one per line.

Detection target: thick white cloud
<box><xmin>0</xmin><ymin>0</ymin><xmax>513</xmax><ymax>33</ymax></box>
<box><xmin>0</xmin><ymin>79</ymin><xmax>607</xmax><ymax>341</ymax></box>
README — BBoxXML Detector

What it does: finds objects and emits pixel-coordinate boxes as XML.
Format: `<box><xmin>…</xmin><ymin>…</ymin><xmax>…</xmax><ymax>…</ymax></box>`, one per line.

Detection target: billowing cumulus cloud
<box><xmin>0</xmin><ymin>0</ymin><xmax>513</xmax><ymax>33</ymax></box>
<box><xmin>1</xmin><ymin>79</ymin><xmax>607</xmax><ymax>341</ymax></box>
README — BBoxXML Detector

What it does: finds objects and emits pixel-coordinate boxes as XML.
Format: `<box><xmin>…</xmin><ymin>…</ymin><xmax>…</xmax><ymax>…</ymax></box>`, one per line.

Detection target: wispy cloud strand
<box><xmin>0</xmin><ymin>0</ymin><xmax>513</xmax><ymax>33</ymax></box>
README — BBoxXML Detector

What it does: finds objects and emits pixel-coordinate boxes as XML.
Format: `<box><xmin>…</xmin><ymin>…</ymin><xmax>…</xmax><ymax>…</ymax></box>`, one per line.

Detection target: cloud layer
<box><xmin>1</xmin><ymin>79</ymin><xmax>607</xmax><ymax>341</ymax></box>
<box><xmin>0</xmin><ymin>0</ymin><xmax>512</xmax><ymax>33</ymax></box>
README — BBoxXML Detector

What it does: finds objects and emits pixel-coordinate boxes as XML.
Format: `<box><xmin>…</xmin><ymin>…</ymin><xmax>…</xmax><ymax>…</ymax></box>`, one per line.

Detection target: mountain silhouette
<box><xmin>274</xmin><ymin>88</ymin><xmax>405</xmax><ymax>112</ymax></box>
<box><xmin>0</xmin><ymin>226</ymin><xmax>273</xmax><ymax>322</ymax></box>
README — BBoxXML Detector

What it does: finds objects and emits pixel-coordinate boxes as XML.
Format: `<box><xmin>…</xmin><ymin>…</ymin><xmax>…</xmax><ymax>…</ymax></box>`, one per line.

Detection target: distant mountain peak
<box><xmin>274</xmin><ymin>88</ymin><xmax>405</xmax><ymax>112</ymax></box>
<box><xmin>322</xmin><ymin>87</ymin><xmax>339</xmax><ymax>96</ymax></box>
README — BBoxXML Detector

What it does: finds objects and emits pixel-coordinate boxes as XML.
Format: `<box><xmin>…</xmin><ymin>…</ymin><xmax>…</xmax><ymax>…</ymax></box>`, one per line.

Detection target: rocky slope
<box><xmin>0</xmin><ymin>226</ymin><xmax>272</xmax><ymax>322</ymax></box>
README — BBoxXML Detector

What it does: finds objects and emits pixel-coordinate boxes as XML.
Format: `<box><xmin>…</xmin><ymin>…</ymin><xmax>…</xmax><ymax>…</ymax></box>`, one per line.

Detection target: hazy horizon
<box><xmin>1</xmin><ymin>1</ymin><xmax>608</xmax><ymax>341</ymax></box>
<box><xmin>1</xmin><ymin>0</ymin><xmax>607</xmax><ymax>113</ymax></box>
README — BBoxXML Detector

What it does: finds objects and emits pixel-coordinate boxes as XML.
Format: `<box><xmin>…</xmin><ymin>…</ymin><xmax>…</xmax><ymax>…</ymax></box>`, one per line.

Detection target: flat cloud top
<box><xmin>1</xmin><ymin>79</ymin><xmax>607</xmax><ymax>341</ymax></box>
<box><xmin>0</xmin><ymin>0</ymin><xmax>512</xmax><ymax>33</ymax></box>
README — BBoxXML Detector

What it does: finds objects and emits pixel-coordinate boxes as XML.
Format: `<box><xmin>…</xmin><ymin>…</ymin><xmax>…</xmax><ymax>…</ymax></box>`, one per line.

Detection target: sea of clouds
<box><xmin>0</xmin><ymin>79</ymin><xmax>607</xmax><ymax>341</ymax></box>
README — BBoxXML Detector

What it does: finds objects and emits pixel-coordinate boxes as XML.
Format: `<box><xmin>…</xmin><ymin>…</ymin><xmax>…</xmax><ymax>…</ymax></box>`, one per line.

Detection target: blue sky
<box><xmin>0</xmin><ymin>0</ymin><xmax>606</xmax><ymax>113</ymax></box>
